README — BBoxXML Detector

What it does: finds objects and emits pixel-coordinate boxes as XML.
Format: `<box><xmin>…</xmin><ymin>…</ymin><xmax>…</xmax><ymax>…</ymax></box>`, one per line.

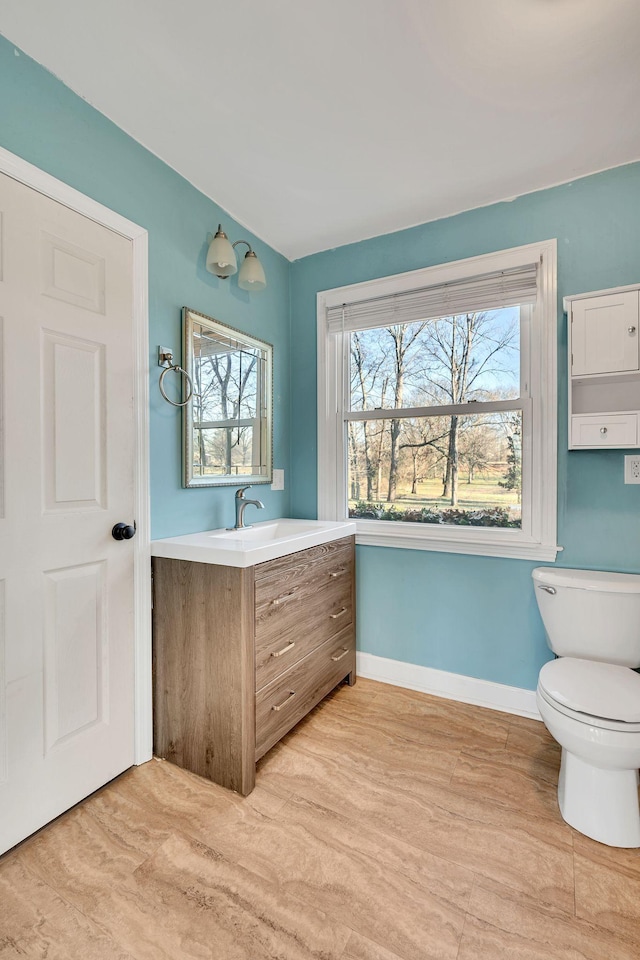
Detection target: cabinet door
<box><xmin>571</xmin><ymin>292</ymin><xmax>639</xmax><ymax>376</ymax></box>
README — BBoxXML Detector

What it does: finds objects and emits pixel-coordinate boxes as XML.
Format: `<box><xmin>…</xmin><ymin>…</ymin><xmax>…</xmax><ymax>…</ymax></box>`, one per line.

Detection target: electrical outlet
<box><xmin>624</xmin><ymin>455</ymin><xmax>640</xmax><ymax>484</ymax></box>
<box><xmin>271</xmin><ymin>468</ymin><xmax>285</xmax><ymax>491</ymax></box>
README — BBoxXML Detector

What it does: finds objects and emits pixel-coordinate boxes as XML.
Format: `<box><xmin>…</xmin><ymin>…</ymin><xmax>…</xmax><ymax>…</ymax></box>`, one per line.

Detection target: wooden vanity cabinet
<box><xmin>152</xmin><ymin>535</ymin><xmax>356</xmax><ymax>795</ymax></box>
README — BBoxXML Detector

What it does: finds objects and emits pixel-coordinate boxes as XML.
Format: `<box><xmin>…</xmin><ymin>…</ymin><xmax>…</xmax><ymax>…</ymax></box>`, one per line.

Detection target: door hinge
<box><xmin>151</xmin><ymin>567</ymin><xmax>154</xmax><ymax>609</ymax></box>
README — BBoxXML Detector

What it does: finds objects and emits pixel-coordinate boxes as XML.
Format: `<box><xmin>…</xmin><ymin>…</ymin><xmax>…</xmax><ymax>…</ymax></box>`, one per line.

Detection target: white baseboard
<box><xmin>356</xmin><ymin>652</ymin><xmax>542</xmax><ymax>721</ymax></box>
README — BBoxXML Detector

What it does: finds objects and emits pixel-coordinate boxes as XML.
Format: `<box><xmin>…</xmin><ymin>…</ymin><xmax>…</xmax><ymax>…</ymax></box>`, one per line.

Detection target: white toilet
<box><xmin>533</xmin><ymin>566</ymin><xmax>640</xmax><ymax>848</ymax></box>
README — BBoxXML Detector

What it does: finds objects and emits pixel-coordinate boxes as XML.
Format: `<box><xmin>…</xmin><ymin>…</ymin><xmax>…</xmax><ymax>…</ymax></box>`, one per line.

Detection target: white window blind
<box><xmin>326</xmin><ymin>261</ymin><xmax>540</xmax><ymax>334</ymax></box>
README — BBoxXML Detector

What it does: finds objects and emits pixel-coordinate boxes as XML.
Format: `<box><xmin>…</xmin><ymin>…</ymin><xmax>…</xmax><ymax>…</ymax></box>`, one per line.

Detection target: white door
<box><xmin>0</xmin><ymin>171</ymin><xmax>136</xmax><ymax>855</ymax></box>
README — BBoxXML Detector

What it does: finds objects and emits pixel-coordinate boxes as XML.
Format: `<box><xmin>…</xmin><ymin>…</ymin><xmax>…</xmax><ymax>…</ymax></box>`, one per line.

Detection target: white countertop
<box><xmin>151</xmin><ymin>518</ymin><xmax>356</xmax><ymax>568</ymax></box>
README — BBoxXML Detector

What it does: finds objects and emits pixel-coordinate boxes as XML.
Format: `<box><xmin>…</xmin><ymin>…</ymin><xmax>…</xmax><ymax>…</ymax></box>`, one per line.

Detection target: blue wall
<box><xmin>0</xmin><ymin>35</ymin><xmax>291</xmax><ymax>538</ymax></box>
<box><xmin>3</xmin><ymin>34</ymin><xmax>640</xmax><ymax>692</ymax></box>
<box><xmin>290</xmin><ymin>163</ymin><xmax>640</xmax><ymax>690</ymax></box>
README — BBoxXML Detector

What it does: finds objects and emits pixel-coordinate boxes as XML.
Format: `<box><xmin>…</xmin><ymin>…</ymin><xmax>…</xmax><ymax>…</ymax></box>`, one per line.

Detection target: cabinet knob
<box><xmin>629</xmin><ymin>326</ymin><xmax>637</xmax><ymax>335</ymax></box>
<box><xmin>600</xmin><ymin>426</ymin><xmax>608</xmax><ymax>435</ymax></box>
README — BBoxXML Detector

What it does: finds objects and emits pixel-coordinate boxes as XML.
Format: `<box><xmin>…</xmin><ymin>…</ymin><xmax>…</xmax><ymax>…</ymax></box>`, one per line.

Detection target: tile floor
<box><xmin>1</xmin><ymin>678</ymin><xmax>639</xmax><ymax>958</ymax></box>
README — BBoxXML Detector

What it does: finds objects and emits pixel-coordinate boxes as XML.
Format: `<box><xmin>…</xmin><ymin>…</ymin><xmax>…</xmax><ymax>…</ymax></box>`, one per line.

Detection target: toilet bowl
<box><xmin>536</xmin><ymin>658</ymin><xmax>640</xmax><ymax>847</ymax></box>
<box><xmin>533</xmin><ymin>567</ymin><xmax>640</xmax><ymax>847</ymax></box>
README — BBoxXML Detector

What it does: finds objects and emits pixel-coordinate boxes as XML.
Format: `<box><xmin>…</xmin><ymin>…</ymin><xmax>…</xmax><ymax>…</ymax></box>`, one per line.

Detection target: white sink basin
<box><xmin>151</xmin><ymin>518</ymin><xmax>356</xmax><ymax>568</ymax></box>
<box><xmin>213</xmin><ymin>520</ymin><xmax>321</xmax><ymax>542</ymax></box>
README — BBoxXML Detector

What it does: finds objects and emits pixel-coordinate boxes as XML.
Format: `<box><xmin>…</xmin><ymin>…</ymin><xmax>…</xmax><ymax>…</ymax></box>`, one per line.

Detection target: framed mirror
<box><xmin>182</xmin><ymin>307</ymin><xmax>273</xmax><ymax>487</ymax></box>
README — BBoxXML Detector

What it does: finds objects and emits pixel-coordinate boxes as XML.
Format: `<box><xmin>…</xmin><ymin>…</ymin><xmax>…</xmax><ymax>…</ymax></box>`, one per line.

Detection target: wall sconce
<box><xmin>206</xmin><ymin>224</ymin><xmax>267</xmax><ymax>292</ymax></box>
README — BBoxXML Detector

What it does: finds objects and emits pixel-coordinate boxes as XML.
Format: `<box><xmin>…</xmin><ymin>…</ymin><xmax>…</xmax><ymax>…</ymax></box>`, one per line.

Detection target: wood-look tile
<box><xmin>459</xmin><ymin>878</ymin><xmax>638</xmax><ymax>960</ymax></box>
<box><xmin>573</xmin><ymin>833</ymin><xmax>640</xmax><ymax>944</ymax></box>
<box><xmin>257</xmin><ymin>734</ymin><xmax>575</xmax><ymax>914</ymax></box>
<box><xmin>83</xmin><ymin>758</ymin><xmax>287</xmax><ymax>859</ymax></box>
<box><xmin>0</xmin><ymin>941</ymin><xmax>31</xmax><ymax>959</ymax></box>
<box><xmin>323</xmin><ymin>676</ymin><xmax>383</xmax><ymax>709</ymax></box>
<box><xmin>5</xmin><ymin>678</ymin><xmax>639</xmax><ymax>959</ymax></box>
<box><xmin>450</xmin><ymin>750</ymin><xmax>562</xmax><ymax>823</ymax></box>
<box><xmin>286</xmin><ymin>793</ymin><xmax>474</xmax><ymax>908</ymax></box>
<box><xmin>129</xmin><ymin>831</ymin><xmax>352</xmax><ymax>960</ymax></box>
<box><xmin>311</xmin><ymin>686</ymin><xmax>511</xmax><ymax>759</ymax></box>
<box><xmin>341</xmin><ymin>931</ymin><xmax>410</xmax><ymax>960</ymax></box>
<box><xmin>20</xmin><ymin>818</ymin><xmax>351</xmax><ymax>959</ymax></box>
<box><xmin>507</xmin><ymin>711</ymin><xmax>545</xmax><ymax>727</ymax></box>
<box><xmin>353</xmin><ymin>683</ymin><xmax>511</xmax><ymax>747</ymax></box>
<box><xmin>18</xmin><ymin>806</ymin><xmax>147</xmax><ymax>918</ymax></box>
<box><xmin>256</xmin><ymin>736</ymin><xmax>400</xmax><ymax>817</ymax></box>
<box><xmin>291</xmin><ymin>707</ymin><xmax>460</xmax><ymax>785</ymax></box>
<box><xmin>193</xmin><ymin>793</ymin><xmax>468</xmax><ymax>960</ymax></box>
<box><xmin>0</xmin><ymin>855</ymin><xmax>134</xmax><ymax>960</ymax></box>
<box><xmin>506</xmin><ymin>716</ymin><xmax>562</xmax><ymax>769</ymax></box>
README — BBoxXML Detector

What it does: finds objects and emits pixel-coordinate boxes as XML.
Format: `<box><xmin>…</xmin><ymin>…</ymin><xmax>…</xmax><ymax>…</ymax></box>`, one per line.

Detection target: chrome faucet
<box><xmin>229</xmin><ymin>485</ymin><xmax>264</xmax><ymax>530</ymax></box>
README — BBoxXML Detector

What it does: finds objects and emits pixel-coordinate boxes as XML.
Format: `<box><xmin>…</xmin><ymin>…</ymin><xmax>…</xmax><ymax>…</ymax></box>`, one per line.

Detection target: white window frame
<box><xmin>317</xmin><ymin>239</ymin><xmax>559</xmax><ymax>562</ymax></box>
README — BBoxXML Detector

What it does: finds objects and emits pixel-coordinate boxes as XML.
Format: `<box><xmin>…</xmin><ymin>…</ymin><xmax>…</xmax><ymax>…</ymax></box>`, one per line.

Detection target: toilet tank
<box><xmin>532</xmin><ymin>567</ymin><xmax>640</xmax><ymax>667</ymax></box>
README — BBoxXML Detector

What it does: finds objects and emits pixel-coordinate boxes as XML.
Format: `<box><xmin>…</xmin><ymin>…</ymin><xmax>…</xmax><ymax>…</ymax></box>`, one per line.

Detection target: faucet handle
<box><xmin>235</xmin><ymin>485</ymin><xmax>251</xmax><ymax>499</ymax></box>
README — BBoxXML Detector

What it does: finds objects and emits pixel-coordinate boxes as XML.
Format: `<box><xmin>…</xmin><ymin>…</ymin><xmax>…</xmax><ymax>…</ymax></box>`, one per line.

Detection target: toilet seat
<box><xmin>538</xmin><ymin>658</ymin><xmax>640</xmax><ymax>731</ymax></box>
<box><xmin>537</xmin><ymin>685</ymin><xmax>640</xmax><ymax>733</ymax></box>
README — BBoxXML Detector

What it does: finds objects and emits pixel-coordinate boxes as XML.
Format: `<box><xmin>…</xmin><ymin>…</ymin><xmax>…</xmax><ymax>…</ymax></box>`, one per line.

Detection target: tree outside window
<box><xmin>347</xmin><ymin>307</ymin><xmax>523</xmax><ymax>528</ymax></box>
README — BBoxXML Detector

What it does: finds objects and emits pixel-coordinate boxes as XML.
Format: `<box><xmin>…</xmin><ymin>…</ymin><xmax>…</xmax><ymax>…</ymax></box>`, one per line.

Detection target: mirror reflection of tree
<box><xmin>193</xmin><ymin>326</ymin><xmax>259</xmax><ymax>476</ymax></box>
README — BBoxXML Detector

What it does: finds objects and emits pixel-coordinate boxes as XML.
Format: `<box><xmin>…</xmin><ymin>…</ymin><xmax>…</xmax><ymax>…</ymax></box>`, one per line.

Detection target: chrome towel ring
<box><xmin>158</xmin><ymin>346</ymin><xmax>194</xmax><ymax>407</ymax></box>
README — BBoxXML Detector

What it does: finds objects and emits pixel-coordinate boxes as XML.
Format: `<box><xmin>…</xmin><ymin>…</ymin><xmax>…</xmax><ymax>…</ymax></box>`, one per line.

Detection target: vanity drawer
<box><xmin>255</xmin><ymin>628</ymin><xmax>355</xmax><ymax>760</ymax></box>
<box><xmin>254</xmin><ymin>538</ymin><xmax>354</xmax><ymax>686</ymax></box>
<box><xmin>255</xmin><ymin>577</ymin><xmax>352</xmax><ymax>687</ymax></box>
<box><xmin>571</xmin><ymin>413</ymin><xmax>638</xmax><ymax>448</ymax></box>
<box><xmin>255</xmin><ymin>536</ymin><xmax>354</xmax><ymax>585</ymax></box>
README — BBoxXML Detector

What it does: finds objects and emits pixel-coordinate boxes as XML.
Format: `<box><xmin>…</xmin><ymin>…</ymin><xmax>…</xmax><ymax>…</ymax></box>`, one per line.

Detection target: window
<box><xmin>317</xmin><ymin>241</ymin><xmax>558</xmax><ymax>561</ymax></box>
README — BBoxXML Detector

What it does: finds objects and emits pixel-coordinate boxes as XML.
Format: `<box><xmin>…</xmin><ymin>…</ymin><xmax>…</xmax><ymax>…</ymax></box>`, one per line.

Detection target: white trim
<box><xmin>355</xmin><ymin>526</ymin><xmax>559</xmax><ymax>562</ymax></box>
<box><xmin>317</xmin><ymin>240</ymin><xmax>559</xmax><ymax>561</ymax></box>
<box><xmin>357</xmin><ymin>651</ymin><xmax>542</xmax><ymax>721</ymax></box>
<box><xmin>0</xmin><ymin>146</ymin><xmax>152</xmax><ymax>766</ymax></box>
<box><xmin>320</xmin><ymin>240</ymin><xmax>551</xmax><ymax>310</ymax></box>
<box><xmin>563</xmin><ymin>282</ymin><xmax>640</xmax><ymax>312</ymax></box>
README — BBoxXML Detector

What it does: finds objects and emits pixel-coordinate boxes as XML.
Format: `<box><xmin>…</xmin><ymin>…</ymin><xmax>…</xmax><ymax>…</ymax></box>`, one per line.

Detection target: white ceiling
<box><xmin>1</xmin><ymin>0</ymin><xmax>640</xmax><ymax>260</ymax></box>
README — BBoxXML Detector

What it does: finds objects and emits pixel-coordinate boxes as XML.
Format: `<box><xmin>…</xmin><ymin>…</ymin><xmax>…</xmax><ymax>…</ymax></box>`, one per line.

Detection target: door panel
<box><xmin>43</xmin><ymin>561</ymin><xmax>107</xmax><ymax>750</ymax></box>
<box><xmin>0</xmin><ymin>171</ymin><xmax>136</xmax><ymax>855</ymax></box>
<box><xmin>41</xmin><ymin>231</ymin><xmax>106</xmax><ymax>314</ymax></box>
<box><xmin>42</xmin><ymin>331</ymin><xmax>106</xmax><ymax>511</ymax></box>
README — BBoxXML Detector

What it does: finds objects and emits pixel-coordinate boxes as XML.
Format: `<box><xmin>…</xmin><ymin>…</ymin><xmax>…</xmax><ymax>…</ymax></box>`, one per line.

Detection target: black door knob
<box><xmin>112</xmin><ymin>522</ymin><xmax>136</xmax><ymax>541</ymax></box>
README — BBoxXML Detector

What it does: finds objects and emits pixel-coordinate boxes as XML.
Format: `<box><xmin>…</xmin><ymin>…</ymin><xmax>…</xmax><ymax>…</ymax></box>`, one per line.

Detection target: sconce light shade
<box><xmin>206</xmin><ymin>225</ymin><xmax>237</xmax><ymax>278</ymax></box>
<box><xmin>238</xmin><ymin>250</ymin><xmax>267</xmax><ymax>291</ymax></box>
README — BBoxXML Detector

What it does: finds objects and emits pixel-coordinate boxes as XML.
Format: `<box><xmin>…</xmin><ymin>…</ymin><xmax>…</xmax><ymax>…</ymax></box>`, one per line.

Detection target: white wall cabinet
<box><xmin>565</xmin><ymin>285</ymin><xmax>640</xmax><ymax>450</ymax></box>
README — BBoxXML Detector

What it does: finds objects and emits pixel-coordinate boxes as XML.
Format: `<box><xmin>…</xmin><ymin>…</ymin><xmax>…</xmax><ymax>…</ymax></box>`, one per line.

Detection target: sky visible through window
<box><xmin>347</xmin><ymin>307</ymin><xmax>522</xmax><ymax>528</ymax></box>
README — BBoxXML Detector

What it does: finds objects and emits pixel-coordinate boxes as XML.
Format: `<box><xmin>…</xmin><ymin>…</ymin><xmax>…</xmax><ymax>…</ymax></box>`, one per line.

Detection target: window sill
<box><xmin>353</xmin><ymin>519</ymin><xmax>560</xmax><ymax>562</ymax></box>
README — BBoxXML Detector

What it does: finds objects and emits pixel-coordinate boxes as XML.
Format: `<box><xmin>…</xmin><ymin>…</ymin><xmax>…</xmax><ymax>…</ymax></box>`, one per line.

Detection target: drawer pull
<box><xmin>331</xmin><ymin>647</ymin><xmax>350</xmax><ymax>662</ymax></box>
<box><xmin>271</xmin><ymin>591</ymin><xmax>296</xmax><ymax>606</ymax></box>
<box><xmin>600</xmin><ymin>426</ymin><xmax>608</xmax><ymax>435</ymax></box>
<box><xmin>629</xmin><ymin>326</ymin><xmax>637</xmax><ymax>335</ymax></box>
<box><xmin>329</xmin><ymin>607</ymin><xmax>348</xmax><ymax>620</ymax></box>
<box><xmin>329</xmin><ymin>569</ymin><xmax>345</xmax><ymax>578</ymax></box>
<box><xmin>271</xmin><ymin>641</ymin><xmax>296</xmax><ymax>658</ymax></box>
<box><xmin>271</xmin><ymin>690</ymin><xmax>296</xmax><ymax>712</ymax></box>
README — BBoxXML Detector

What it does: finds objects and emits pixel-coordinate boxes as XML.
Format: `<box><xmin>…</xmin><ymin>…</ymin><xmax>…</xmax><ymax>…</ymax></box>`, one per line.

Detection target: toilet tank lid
<box><xmin>539</xmin><ymin>658</ymin><xmax>640</xmax><ymax>722</ymax></box>
<box><xmin>532</xmin><ymin>567</ymin><xmax>640</xmax><ymax>594</ymax></box>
